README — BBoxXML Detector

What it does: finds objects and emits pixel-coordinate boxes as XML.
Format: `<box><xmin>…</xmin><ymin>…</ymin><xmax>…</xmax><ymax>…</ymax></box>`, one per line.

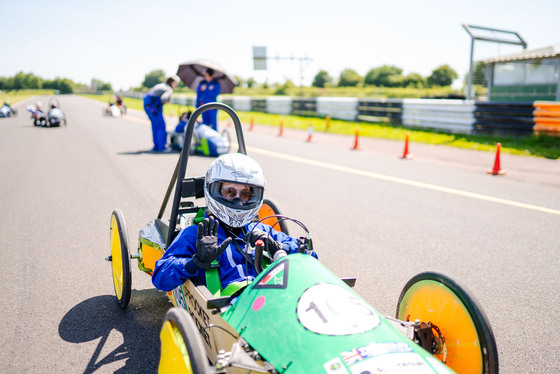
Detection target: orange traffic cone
<box><xmin>400</xmin><ymin>133</ymin><xmax>414</xmax><ymax>159</ymax></box>
<box><xmin>351</xmin><ymin>129</ymin><xmax>360</xmax><ymax>150</ymax></box>
<box><xmin>488</xmin><ymin>143</ymin><xmax>506</xmax><ymax>175</ymax></box>
<box><xmin>306</xmin><ymin>123</ymin><xmax>313</xmax><ymax>142</ymax></box>
<box><xmin>278</xmin><ymin>120</ymin><xmax>284</xmax><ymax>137</ymax></box>
<box><xmin>227</xmin><ymin>121</ymin><xmax>232</xmax><ymax>128</ymax></box>
<box><xmin>249</xmin><ymin>117</ymin><xmax>254</xmax><ymax>131</ymax></box>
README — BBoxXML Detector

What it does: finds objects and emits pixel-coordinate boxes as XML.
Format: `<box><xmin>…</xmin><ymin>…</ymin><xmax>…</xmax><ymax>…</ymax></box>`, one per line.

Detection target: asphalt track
<box><xmin>1</xmin><ymin>95</ymin><xmax>559</xmax><ymax>373</ymax></box>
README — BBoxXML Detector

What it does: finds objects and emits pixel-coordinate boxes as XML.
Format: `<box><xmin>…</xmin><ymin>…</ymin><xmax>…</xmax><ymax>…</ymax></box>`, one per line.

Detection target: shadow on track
<box><xmin>59</xmin><ymin>289</ymin><xmax>171</xmax><ymax>373</ymax></box>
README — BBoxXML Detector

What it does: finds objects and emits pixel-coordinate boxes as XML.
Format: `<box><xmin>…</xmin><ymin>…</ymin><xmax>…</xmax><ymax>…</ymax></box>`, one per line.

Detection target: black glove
<box><xmin>247</xmin><ymin>229</ymin><xmax>282</xmax><ymax>257</ymax></box>
<box><xmin>192</xmin><ymin>217</ymin><xmax>232</xmax><ymax>270</ymax></box>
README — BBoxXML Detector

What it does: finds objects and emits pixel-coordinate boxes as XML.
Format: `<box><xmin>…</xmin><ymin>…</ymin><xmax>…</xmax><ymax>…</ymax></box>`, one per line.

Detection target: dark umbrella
<box><xmin>176</xmin><ymin>60</ymin><xmax>238</xmax><ymax>94</ymax></box>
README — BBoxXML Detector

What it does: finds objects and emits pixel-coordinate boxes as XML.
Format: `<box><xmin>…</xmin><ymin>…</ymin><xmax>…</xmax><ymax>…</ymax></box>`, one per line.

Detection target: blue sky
<box><xmin>2</xmin><ymin>0</ymin><xmax>559</xmax><ymax>91</ymax></box>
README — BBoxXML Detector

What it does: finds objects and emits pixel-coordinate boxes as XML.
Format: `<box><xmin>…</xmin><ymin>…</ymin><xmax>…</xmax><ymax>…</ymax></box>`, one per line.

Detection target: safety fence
<box><xmin>533</xmin><ymin>102</ymin><xmax>560</xmax><ymax>137</ymax></box>
<box><xmin>473</xmin><ymin>102</ymin><xmax>535</xmax><ymax>136</ymax></box>
<box><xmin>124</xmin><ymin>91</ymin><xmax>560</xmax><ymax>136</ymax></box>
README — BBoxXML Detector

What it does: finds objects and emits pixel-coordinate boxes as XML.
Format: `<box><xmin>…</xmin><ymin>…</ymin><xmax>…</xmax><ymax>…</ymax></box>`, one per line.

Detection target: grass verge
<box><xmin>81</xmin><ymin>94</ymin><xmax>560</xmax><ymax>159</ymax></box>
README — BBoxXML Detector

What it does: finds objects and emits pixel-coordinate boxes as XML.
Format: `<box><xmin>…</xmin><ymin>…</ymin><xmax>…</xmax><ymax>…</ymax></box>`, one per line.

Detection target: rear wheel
<box><xmin>109</xmin><ymin>209</ymin><xmax>132</xmax><ymax>308</ymax></box>
<box><xmin>159</xmin><ymin>308</ymin><xmax>210</xmax><ymax>374</ymax></box>
<box><xmin>396</xmin><ymin>272</ymin><xmax>498</xmax><ymax>374</ymax></box>
<box><xmin>259</xmin><ymin>198</ymin><xmax>289</xmax><ymax>235</ymax></box>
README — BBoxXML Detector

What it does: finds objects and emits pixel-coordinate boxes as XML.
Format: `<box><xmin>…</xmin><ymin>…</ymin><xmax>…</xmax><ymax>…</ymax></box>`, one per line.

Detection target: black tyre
<box><xmin>396</xmin><ymin>272</ymin><xmax>498</xmax><ymax>374</ymax></box>
<box><xmin>109</xmin><ymin>209</ymin><xmax>132</xmax><ymax>309</ymax></box>
<box><xmin>158</xmin><ymin>307</ymin><xmax>210</xmax><ymax>374</ymax></box>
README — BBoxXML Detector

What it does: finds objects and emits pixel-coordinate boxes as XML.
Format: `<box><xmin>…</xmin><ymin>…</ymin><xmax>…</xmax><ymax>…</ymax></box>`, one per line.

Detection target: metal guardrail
<box><xmin>121</xmin><ymin>91</ymin><xmax>543</xmax><ymax>136</ymax></box>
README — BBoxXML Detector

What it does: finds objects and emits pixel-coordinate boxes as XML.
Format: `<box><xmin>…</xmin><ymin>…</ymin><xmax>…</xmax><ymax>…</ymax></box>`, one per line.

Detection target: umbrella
<box><xmin>176</xmin><ymin>59</ymin><xmax>238</xmax><ymax>94</ymax></box>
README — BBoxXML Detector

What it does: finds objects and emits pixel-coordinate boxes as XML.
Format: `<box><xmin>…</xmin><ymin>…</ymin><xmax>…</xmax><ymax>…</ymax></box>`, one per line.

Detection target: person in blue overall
<box><xmin>151</xmin><ymin>153</ymin><xmax>317</xmax><ymax>295</ymax></box>
<box><xmin>144</xmin><ymin>75</ymin><xmax>179</xmax><ymax>152</ymax></box>
<box><xmin>196</xmin><ymin>68</ymin><xmax>221</xmax><ymax>131</ymax></box>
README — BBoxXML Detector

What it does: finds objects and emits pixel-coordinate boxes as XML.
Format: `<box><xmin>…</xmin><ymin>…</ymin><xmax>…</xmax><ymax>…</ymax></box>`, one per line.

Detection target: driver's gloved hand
<box><xmin>247</xmin><ymin>229</ymin><xmax>282</xmax><ymax>257</ymax></box>
<box><xmin>192</xmin><ymin>217</ymin><xmax>232</xmax><ymax>270</ymax></box>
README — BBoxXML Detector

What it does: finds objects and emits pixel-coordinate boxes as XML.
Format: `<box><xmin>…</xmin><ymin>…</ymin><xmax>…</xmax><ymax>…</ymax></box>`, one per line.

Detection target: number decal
<box><xmin>297</xmin><ymin>283</ymin><xmax>380</xmax><ymax>335</ymax></box>
<box><xmin>306</xmin><ymin>301</ymin><xmax>328</xmax><ymax>323</ymax></box>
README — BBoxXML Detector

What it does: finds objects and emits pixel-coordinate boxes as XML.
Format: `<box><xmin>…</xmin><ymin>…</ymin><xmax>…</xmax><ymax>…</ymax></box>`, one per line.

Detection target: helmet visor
<box><xmin>209</xmin><ymin>181</ymin><xmax>263</xmax><ymax>210</ymax></box>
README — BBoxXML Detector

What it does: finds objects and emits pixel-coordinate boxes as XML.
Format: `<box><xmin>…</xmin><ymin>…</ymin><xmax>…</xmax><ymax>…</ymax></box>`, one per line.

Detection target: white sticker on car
<box><xmin>297</xmin><ymin>283</ymin><xmax>380</xmax><ymax>335</ymax></box>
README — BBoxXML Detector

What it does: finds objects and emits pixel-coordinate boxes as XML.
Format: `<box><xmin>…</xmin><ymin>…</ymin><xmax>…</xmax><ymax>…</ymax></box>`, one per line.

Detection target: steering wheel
<box><xmin>249</xmin><ymin>215</ymin><xmax>313</xmax><ymax>275</ymax></box>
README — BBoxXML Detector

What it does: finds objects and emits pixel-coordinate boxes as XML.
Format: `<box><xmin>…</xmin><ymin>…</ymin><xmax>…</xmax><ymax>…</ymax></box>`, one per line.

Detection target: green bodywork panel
<box><xmin>221</xmin><ymin>254</ymin><xmax>453</xmax><ymax>373</ymax></box>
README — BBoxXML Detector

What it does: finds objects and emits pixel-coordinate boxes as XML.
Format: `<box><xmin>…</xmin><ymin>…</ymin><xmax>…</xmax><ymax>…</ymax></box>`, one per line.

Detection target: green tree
<box><xmin>246</xmin><ymin>77</ymin><xmax>256</xmax><ymax>88</ymax></box>
<box><xmin>364</xmin><ymin>65</ymin><xmax>403</xmax><ymax>87</ymax></box>
<box><xmin>22</xmin><ymin>73</ymin><xmax>42</xmax><ymax>89</ymax></box>
<box><xmin>338</xmin><ymin>68</ymin><xmax>361</xmax><ymax>87</ymax></box>
<box><xmin>12</xmin><ymin>71</ymin><xmax>25</xmax><ymax>90</ymax></box>
<box><xmin>233</xmin><ymin>75</ymin><xmax>244</xmax><ymax>87</ymax></box>
<box><xmin>43</xmin><ymin>78</ymin><xmax>75</xmax><ymax>93</ymax></box>
<box><xmin>427</xmin><ymin>65</ymin><xmax>458</xmax><ymax>87</ymax></box>
<box><xmin>142</xmin><ymin>69</ymin><xmax>166</xmax><ymax>88</ymax></box>
<box><xmin>90</xmin><ymin>78</ymin><xmax>105</xmax><ymax>90</ymax></box>
<box><xmin>472</xmin><ymin>61</ymin><xmax>487</xmax><ymax>86</ymax></box>
<box><xmin>402</xmin><ymin>73</ymin><xmax>426</xmax><ymax>88</ymax></box>
<box><xmin>312</xmin><ymin>70</ymin><xmax>333</xmax><ymax>88</ymax></box>
<box><xmin>274</xmin><ymin>79</ymin><xmax>296</xmax><ymax>95</ymax></box>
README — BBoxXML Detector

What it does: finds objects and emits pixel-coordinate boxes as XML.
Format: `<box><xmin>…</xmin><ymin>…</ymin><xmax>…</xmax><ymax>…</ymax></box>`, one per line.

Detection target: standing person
<box><xmin>196</xmin><ymin>68</ymin><xmax>221</xmax><ymax>131</ymax></box>
<box><xmin>144</xmin><ymin>75</ymin><xmax>179</xmax><ymax>152</ymax></box>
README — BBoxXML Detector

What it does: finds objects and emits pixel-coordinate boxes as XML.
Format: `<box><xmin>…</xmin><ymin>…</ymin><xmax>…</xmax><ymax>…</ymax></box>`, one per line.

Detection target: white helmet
<box><xmin>204</xmin><ymin>153</ymin><xmax>265</xmax><ymax>228</ymax></box>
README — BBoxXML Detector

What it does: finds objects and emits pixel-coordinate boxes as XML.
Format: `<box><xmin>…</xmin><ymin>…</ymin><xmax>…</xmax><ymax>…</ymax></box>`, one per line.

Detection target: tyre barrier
<box><xmin>473</xmin><ymin>101</ymin><xmax>535</xmax><ymax>136</ymax></box>
<box><xmin>292</xmin><ymin>98</ymin><xmax>317</xmax><ymax>117</ymax></box>
<box><xmin>122</xmin><ymin>92</ymin><xmax>555</xmax><ymax>137</ymax></box>
<box><xmin>357</xmin><ymin>98</ymin><xmax>403</xmax><ymax>124</ymax></box>
<box><xmin>533</xmin><ymin>101</ymin><xmax>560</xmax><ymax>137</ymax></box>
<box><xmin>266</xmin><ymin>97</ymin><xmax>292</xmax><ymax>115</ymax></box>
<box><xmin>250</xmin><ymin>98</ymin><xmax>267</xmax><ymax>113</ymax></box>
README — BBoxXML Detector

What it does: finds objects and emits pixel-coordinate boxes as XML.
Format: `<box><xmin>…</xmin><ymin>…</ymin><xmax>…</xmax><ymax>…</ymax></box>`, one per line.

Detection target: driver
<box><xmin>152</xmin><ymin>153</ymin><xmax>317</xmax><ymax>294</ymax></box>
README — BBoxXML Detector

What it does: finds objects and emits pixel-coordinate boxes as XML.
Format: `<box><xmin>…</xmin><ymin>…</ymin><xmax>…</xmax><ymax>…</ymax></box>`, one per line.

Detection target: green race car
<box><xmin>108</xmin><ymin>103</ymin><xmax>498</xmax><ymax>374</ymax></box>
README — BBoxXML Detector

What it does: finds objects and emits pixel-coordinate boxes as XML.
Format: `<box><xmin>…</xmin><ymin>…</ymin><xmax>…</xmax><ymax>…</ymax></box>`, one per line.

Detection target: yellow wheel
<box><xmin>258</xmin><ymin>198</ymin><xmax>289</xmax><ymax>234</ymax></box>
<box><xmin>396</xmin><ymin>272</ymin><xmax>498</xmax><ymax>374</ymax></box>
<box><xmin>109</xmin><ymin>209</ymin><xmax>131</xmax><ymax>309</ymax></box>
<box><xmin>159</xmin><ymin>308</ymin><xmax>210</xmax><ymax>374</ymax></box>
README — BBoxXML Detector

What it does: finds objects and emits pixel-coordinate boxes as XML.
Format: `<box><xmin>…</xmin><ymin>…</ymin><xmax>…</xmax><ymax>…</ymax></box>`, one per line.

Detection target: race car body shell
<box><xmin>221</xmin><ymin>254</ymin><xmax>453</xmax><ymax>373</ymax></box>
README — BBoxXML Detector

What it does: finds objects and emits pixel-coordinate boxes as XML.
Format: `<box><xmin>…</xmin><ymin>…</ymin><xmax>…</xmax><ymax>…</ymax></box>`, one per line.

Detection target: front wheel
<box><xmin>396</xmin><ymin>272</ymin><xmax>498</xmax><ymax>374</ymax></box>
<box><xmin>158</xmin><ymin>308</ymin><xmax>210</xmax><ymax>374</ymax></box>
<box><xmin>109</xmin><ymin>209</ymin><xmax>132</xmax><ymax>308</ymax></box>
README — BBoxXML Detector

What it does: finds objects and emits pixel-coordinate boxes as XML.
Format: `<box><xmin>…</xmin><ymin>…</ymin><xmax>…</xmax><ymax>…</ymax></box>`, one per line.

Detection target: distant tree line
<box><xmin>0</xmin><ymin>72</ymin><xmax>113</xmax><ymax>94</ymax></box>
<box><xmin>311</xmin><ymin>64</ymin><xmax>460</xmax><ymax>88</ymax></box>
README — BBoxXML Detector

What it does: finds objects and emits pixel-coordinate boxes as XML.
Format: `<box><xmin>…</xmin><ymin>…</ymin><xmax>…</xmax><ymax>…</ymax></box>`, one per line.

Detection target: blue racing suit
<box><xmin>144</xmin><ymin>83</ymin><xmax>173</xmax><ymax>151</ymax></box>
<box><xmin>152</xmin><ymin>218</ymin><xmax>317</xmax><ymax>292</ymax></box>
<box><xmin>196</xmin><ymin>78</ymin><xmax>221</xmax><ymax>131</ymax></box>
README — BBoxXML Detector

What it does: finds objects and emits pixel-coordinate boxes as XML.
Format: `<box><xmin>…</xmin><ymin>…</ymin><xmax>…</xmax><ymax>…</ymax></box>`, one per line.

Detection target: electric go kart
<box><xmin>46</xmin><ymin>98</ymin><xmax>67</xmax><ymax>127</ymax></box>
<box><xmin>0</xmin><ymin>102</ymin><xmax>17</xmax><ymax>118</ymax></box>
<box><xmin>107</xmin><ymin>103</ymin><xmax>498</xmax><ymax>373</ymax></box>
<box><xmin>26</xmin><ymin>103</ymin><xmax>47</xmax><ymax>126</ymax></box>
<box><xmin>104</xmin><ymin>97</ymin><xmax>127</xmax><ymax>117</ymax></box>
<box><xmin>169</xmin><ymin>121</ymin><xmax>231</xmax><ymax>157</ymax></box>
